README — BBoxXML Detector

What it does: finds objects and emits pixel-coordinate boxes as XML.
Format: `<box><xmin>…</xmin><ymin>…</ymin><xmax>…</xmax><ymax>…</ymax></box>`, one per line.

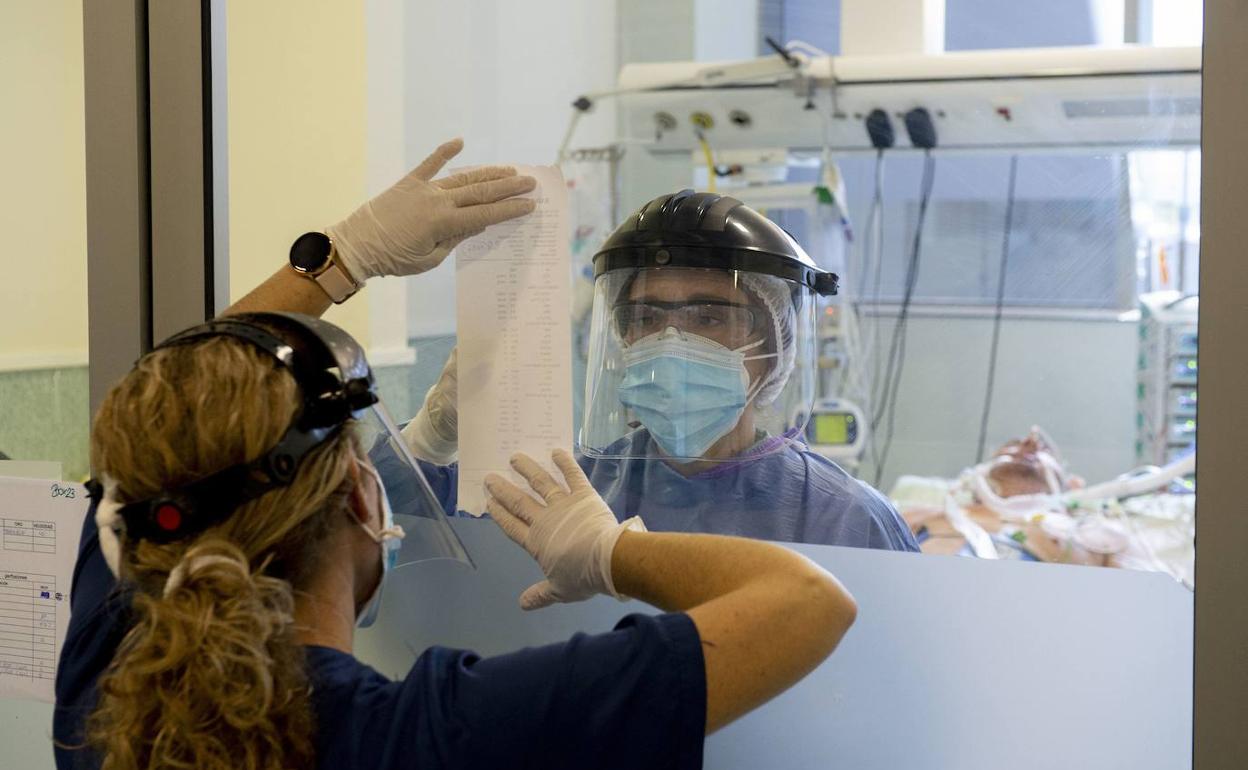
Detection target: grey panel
<box><xmin>209</xmin><ymin>0</ymin><xmax>230</xmax><ymax>315</ymax></box>
<box><xmin>358</xmin><ymin>518</ymin><xmax>1192</xmax><ymax>769</ymax></box>
<box><xmin>1194</xmin><ymin>2</ymin><xmax>1248</xmax><ymax>767</ymax></box>
<box><xmin>83</xmin><ymin>0</ymin><xmax>148</xmax><ymax>417</ymax></box>
<box><xmin>148</xmin><ymin>0</ymin><xmax>210</xmax><ymax>339</ymax></box>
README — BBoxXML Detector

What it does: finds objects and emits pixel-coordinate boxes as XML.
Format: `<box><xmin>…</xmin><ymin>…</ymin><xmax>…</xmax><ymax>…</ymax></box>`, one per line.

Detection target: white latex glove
<box><xmin>485</xmin><ymin>449</ymin><xmax>645</xmax><ymax>610</ymax></box>
<box><xmin>401</xmin><ymin>348</ymin><xmax>459</xmax><ymax>465</ymax></box>
<box><xmin>327</xmin><ymin>138</ymin><xmax>536</xmax><ymax>282</ymax></box>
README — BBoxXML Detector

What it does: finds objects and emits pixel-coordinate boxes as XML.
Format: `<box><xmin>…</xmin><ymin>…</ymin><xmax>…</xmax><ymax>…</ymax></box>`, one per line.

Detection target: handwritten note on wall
<box><xmin>454</xmin><ymin>165</ymin><xmax>574</xmax><ymax>514</ymax></box>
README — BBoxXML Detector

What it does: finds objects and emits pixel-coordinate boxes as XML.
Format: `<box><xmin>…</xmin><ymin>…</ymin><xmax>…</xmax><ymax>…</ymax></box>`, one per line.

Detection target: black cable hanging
<box><xmin>866</xmin><ymin>149</ymin><xmax>887</xmax><ymax>415</ymax></box>
<box><xmin>873</xmin><ymin>150</ymin><xmax>936</xmax><ymax>488</ymax></box>
<box><xmin>975</xmin><ymin>155</ymin><xmax>1020</xmax><ymax>464</ymax></box>
<box><xmin>867</xmin><ymin>152</ymin><xmax>889</xmax><ymax>474</ymax></box>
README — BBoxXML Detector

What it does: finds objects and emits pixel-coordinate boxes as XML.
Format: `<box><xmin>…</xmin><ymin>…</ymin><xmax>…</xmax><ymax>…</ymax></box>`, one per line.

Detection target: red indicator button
<box><xmin>155</xmin><ymin>504</ymin><xmax>182</xmax><ymax>532</ymax></box>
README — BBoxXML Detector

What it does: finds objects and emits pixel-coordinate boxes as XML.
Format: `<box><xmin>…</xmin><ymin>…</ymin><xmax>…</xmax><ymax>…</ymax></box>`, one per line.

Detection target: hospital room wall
<box><xmin>394</xmin><ymin>0</ymin><xmax>742</xmax><ymax>413</ymax></box>
<box><xmin>397</xmin><ymin>0</ymin><xmax>740</xmax><ymax>337</ymax></box>
<box><xmin>225</xmin><ymin>0</ymin><xmax>372</xmax><ymax>346</ymax></box>
<box><xmin>0</xmin><ymin>2</ymin><xmax>90</xmax><ymax>480</ymax></box>
<box><xmin>856</xmin><ymin>314</ymin><xmax>1138</xmax><ymax>492</ymax></box>
<box><xmin>372</xmin><ymin>0</ymin><xmax>630</xmax><ymax>419</ymax></box>
<box><xmin>400</xmin><ymin>0</ymin><xmax>622</xmax><ymax>345</ymax></box>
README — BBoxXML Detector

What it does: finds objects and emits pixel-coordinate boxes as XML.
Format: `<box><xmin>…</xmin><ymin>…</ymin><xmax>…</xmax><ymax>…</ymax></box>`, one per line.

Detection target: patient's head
<box><xmin>984</xmin><ymin>427</ymin><xmax>1075</xmax><ymax>498</ymax></box>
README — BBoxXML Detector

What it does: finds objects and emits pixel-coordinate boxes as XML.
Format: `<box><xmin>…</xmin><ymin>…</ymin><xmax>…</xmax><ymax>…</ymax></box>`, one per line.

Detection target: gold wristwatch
<box><xmin>288</xmin><ymin>232</ymin><xmax>361</xmax><ymax>304</ymax></box>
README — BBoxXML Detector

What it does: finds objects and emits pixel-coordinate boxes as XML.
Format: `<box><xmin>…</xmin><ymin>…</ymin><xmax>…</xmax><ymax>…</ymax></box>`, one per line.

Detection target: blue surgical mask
<box><xmin>617</xmin><ymin>328</ymin><xmax>775</xmax><ymax>461</ymax></box>
<box><xmin>356</xmin><ymin>461</ymin><xmax>405</xmax><ymax>628</ymax></box>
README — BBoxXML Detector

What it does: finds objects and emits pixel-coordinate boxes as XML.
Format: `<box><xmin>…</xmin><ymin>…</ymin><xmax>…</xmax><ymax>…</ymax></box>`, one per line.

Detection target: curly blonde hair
<box><xmin>86</xmin><ymin>335</ymin><xmax>361</xmax><ymax>770</ymax></box>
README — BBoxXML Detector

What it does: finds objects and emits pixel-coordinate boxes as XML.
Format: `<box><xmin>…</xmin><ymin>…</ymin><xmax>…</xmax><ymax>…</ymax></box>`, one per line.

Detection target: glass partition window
<box><xmin>712</xmin><ymin>145</ymin><xmax>1198</xmax><ymax>583</ymax></box>
<box><xmin>601</xmin><ymin>3</ymin><xmax>1200</xmax><ymax>582</ymax></box>
<box><xmin>218</xmin><ymin>1</ymin><xmax>1200</xmax><ymax>583</ymax></box>
<box><xmin>211</xmin><ymin>1</ymin><xmax>1203</xmax><ymax>766</ymax></box>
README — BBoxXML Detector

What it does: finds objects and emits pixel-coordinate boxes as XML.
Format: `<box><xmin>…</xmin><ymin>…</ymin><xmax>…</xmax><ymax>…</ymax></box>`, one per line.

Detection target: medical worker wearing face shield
<box><xmin>407</xmin><ymin>190</ymin><xmax>918</xmax><ymax>551</ymax></box>
<box><xmin>53</xmin><ymin>146</ymin><xmax>859</xmax><ymax>770</ymax></box>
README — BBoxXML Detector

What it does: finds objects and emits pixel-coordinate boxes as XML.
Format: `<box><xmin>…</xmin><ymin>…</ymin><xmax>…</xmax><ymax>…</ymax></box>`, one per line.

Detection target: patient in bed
<box><xmin>895</xmin><ymin>428</ymin><xmax>1139</xmax><ymax>567</ymax></box>
<box><xmin>891</xmin><ymin>427</ymin><xmax>1194</xmax><ymax>584</ymax></box>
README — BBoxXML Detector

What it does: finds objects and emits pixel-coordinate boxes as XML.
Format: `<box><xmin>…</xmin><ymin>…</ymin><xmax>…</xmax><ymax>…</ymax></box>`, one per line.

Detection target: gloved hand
<box><xmin>485</xmin><ymin>449</ymin><xmax>645</xmax><ymax>610</ymax></box>
<box><xmin>401</xmin><ymin>348</ymin><xmax>459</xmax><ymax>465</ymax></box>
<box><xmin>327</xmin><ymin>138</ymin><xmax>536</xmax><ymax>283</ymax></box>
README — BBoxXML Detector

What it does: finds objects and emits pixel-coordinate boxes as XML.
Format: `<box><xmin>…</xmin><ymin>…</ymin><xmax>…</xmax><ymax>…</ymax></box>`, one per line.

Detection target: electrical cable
<box><xmin>783</xmin><ymin>39</ymin><xmax>831</xmax><ymax>58</ymax></box>
<box><xmin>873</xmin><ymin>153</ymin><xmax>934</xmax><ymax>486</ymax></box>
<box><xmin>695</xmin><ymin>130</ymin><xmax>717</xmax><ymax>192</ymax></box>
<box><xmin>872</xmin><ymin>150</ymin><xmax>936</xmax><ymax>488</ymax></box>
<box><xmin>871</xmin><ymin>106</ymin><xmax>936</xmax><ymax>480</ymax></box>
<box><xmin>866</xmin><ymin>149</ymin><xmax>886</xmax><ymax>409</ymax></box>
<box><xmin>856</xmin><ymin>149</ymin><xmax>884</xmax><ymax>298</ymax></box>
<box><xmin>862</xmin><ymin>149</ymin><xmax>887</xmax><ymax>473</ymax></box>
<box><xmin>975</xmin><ymin>155</ymin><xmax>1020</xmax><ymax>464</ymax></box>
<box><xmin>556</xmin><ymin>106</ymin><xmax>586</xmax><ymax>166</ymax></box>
<box><xmin>872</xmin><ymin>152</ymin><xmax>930</xmax><ymax>434</ymax></box>
<box><xmin>857</xmin><ymin>109</ymin><xmax>893</xmax><ymax>474</ymax></box>
<box><xmin>763</xmin><ymin>36</ymin><xmax>802</xmax><ymax>68</ymax></box>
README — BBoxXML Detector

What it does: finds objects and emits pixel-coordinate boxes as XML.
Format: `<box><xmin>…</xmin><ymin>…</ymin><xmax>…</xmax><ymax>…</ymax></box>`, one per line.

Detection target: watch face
<box><xmin>290</xmin><ymin>232</ymin><xmax>332</xmax><ymax>272</ymax></box>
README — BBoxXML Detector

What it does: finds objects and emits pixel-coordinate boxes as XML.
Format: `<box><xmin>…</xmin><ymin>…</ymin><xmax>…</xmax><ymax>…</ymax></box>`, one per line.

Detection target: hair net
<box><xmin>740</xmin><ymin>273</ymin><xmax>796</xmax><ymax>406</ymax></box>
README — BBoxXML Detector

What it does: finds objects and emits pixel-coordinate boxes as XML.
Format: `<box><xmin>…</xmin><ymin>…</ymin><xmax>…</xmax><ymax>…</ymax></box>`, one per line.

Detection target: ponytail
<box><xmin>90</xmin><ymin>539</ymin><xmax>314</xmax><ymax>770</ymax></box>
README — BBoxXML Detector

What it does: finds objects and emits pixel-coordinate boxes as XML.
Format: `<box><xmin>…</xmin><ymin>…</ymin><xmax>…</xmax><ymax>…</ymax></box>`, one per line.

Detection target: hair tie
<box><xmin>163</xmin><ymin>554</ymin><xmax>243</xmax><ymax>598</ymax></box>
<box><xmin>95</xmin><ymin>475</ymin><xmax>125</xmax><ymax>578</ymax></box>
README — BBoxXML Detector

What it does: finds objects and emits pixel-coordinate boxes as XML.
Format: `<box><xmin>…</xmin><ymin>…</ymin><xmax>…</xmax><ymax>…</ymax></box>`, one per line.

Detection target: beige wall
<box><xmin>0</xmin><ymin>1</ymin><xmax>376</xmax><ymax>363</ymax></box>
<box><xmin>0</xmin><ymin>3</ymin><xmax>87</xmax><ymax>370</ymax></box>
<box><xmin>227</xmin><ymin>0</ymin><xmax>371</xmax><ymax>344</ymax></box>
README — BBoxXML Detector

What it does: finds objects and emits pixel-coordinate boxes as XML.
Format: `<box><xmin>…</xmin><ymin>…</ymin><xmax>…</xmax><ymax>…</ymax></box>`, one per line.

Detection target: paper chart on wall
<box><xmin>455</xmin><ymin>165</ymin><xmax>574</xmax><ymax>515</ymax></box>
<box><xmin>0</xmin><ymin>476</ymin><xmax>86</xmax><ymax>702</ymax></box>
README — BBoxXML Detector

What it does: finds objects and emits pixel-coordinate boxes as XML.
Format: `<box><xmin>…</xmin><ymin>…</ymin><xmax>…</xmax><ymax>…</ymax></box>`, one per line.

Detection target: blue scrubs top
<box><xmin>53</xmin><ymin>504</ymin><xmax>707</xmax><ymax>770</ymax></box>
<box><xmin>418</xmin><ymin>431</ymin><xmax>919</xmax><ymax>551</ymax></box>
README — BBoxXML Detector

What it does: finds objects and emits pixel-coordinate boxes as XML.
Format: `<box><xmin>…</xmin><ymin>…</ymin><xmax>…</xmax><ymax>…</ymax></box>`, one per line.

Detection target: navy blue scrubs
<box><xmin>53</xmin><ymin>505</ymin><xmax>707</xmax><ymax>770</ymax></box>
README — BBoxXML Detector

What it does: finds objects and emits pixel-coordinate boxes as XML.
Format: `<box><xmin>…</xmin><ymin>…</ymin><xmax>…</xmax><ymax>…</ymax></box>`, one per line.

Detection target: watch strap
<box><xmin>314</xmin><ymin>259</ymin><xmax>360</xmax><ymax>304</ymax></box>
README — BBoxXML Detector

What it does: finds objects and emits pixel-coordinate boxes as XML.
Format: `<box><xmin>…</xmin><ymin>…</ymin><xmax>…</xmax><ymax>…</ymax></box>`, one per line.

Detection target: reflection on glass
<box><xmin>699</xmin><ymin>140</ymin><xmax>1200</xmax><ymax>581</ymax></box>
<box><xmin>329</xmin><ymin>0</ymin><xmax>1207</xmax><ymax>585</ymax></box>
<box><xmin>809</xmin><ymin>148</ymin><xmax>1200</xmax><ymax>582</ymax></box>
<box><xmin>665</xmin><ymin>92</ymin><xmax>1198</xmax><ymax>584</ymax></box>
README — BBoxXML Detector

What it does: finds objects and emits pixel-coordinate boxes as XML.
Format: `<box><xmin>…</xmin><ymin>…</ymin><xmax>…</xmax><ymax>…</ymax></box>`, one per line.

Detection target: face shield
<box><xmin>580</xmin><ymin>266</ymin><xmax>819</xmax><ymax>463</ymax></box>
<box><xmin>354</xmin><ymin>402</ymin><xmax>471</xmax><ymax>568</ymax></box>
<box><xmin>92</xmin><ymin>312</ymin><xmax>471</xmax><ymax>570</ymax></box>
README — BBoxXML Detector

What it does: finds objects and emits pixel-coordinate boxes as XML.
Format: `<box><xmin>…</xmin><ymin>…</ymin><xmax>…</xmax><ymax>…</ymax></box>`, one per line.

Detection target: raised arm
<box><xmin>485</xmin><ymin>450</ymin><xmax>857</xmax><ymax>735</ymax></box>
<box><xmin>223</xmin><ymin>138</ymin><xmax>535</xmax><ymax>318</ymax></box>
<box><xmin>224</xmin><ymin>265</ymin><xmax>334</xmax><ymax>317</ymax></box>
<box><xmin>612</xmin><ymin>530</ymin><xmax>855</xmax><ymax>733</ymax></box>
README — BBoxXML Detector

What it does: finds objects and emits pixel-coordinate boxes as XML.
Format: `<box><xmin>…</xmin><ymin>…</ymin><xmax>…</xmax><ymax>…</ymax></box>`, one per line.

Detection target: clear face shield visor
<box><xmin>579</xmin><ymin>267</ymin><xmax>818</xmax><ymax>464</ymax></box>
<box><xmin>355</xmin><ymin>402</ymin><xmax>472</xmax><ymax>569</ymax></box>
